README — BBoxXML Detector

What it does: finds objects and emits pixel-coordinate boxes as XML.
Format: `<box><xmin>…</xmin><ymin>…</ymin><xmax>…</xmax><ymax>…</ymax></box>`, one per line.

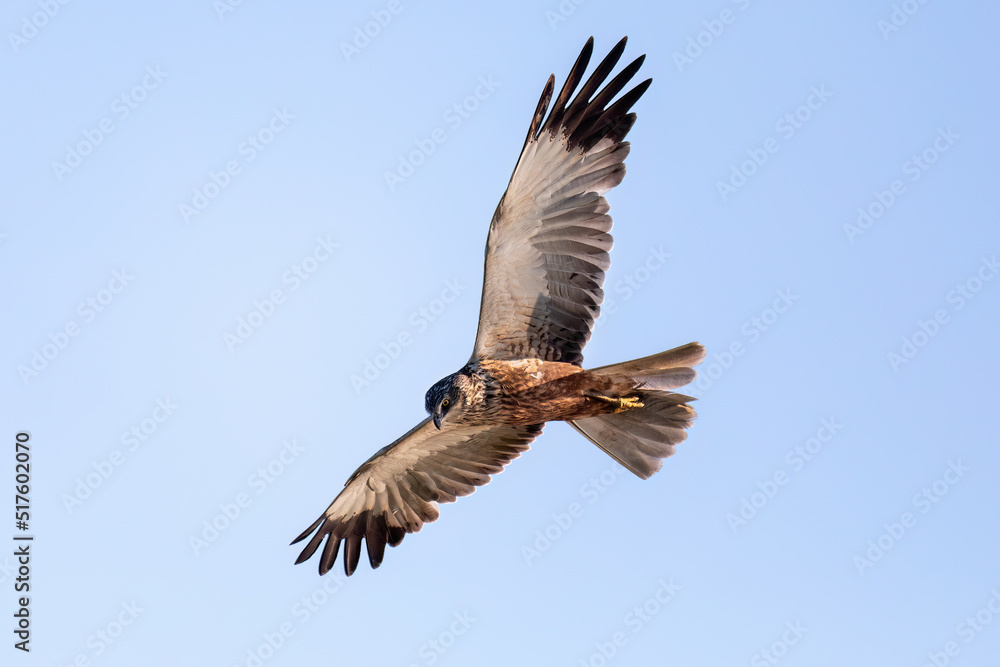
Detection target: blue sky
<box><xmin>2</xmin><ymin>1</ymin><xmax>999</xmax><ymax>665</ymax></box>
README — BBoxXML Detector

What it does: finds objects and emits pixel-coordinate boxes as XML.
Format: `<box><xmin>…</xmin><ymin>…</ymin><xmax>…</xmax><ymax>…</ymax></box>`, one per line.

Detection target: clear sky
<box><xmin>2</xmin><ymin>1</ymin><xmax>999</xmax><ymax>665</ymax></box>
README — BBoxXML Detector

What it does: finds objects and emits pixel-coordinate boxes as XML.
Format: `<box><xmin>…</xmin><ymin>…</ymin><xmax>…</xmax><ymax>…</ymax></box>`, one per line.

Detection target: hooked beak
<box><xmin>432</xmin><ymin>413</ymin><xmax>442</xmax><ymax>430</ymax></box>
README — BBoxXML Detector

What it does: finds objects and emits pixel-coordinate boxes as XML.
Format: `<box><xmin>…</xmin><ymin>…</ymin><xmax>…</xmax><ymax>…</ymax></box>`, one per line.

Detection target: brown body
<box><xmin>447</xmin><ymin>358</ymin><xmax>641</xmax><ymax>427</ymax></box>
<box><xmin>484</xmin><ymin>359</ymin><xmax>637</xmax><ymax>424</ymax></box>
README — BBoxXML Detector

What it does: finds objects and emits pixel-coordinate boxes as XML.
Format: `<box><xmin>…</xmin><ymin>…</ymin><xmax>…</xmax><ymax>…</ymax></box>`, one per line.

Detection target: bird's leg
<box><xmin>586</xmin><ymin>392</ymin><xmax>645</xmax><ymax>413</ymax></box>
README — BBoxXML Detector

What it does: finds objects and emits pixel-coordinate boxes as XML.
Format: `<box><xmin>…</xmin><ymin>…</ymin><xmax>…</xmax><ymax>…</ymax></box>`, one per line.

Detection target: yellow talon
<box><xmin>613</xmin><ymin>396</ymin><xmax>644</xmax><ymax>413</ymax></box>
<box><xmin>589</xmin><ymin>393</ymin><xmax>644</xmax><ymax>413</ymax></box>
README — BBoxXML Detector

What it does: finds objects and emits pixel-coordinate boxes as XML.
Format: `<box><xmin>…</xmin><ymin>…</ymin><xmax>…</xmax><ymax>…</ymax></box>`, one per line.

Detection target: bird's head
<box><xmin>424</xmin><ymin>373</ymin><xmax>466</xmax><ymax>429</ymax></box>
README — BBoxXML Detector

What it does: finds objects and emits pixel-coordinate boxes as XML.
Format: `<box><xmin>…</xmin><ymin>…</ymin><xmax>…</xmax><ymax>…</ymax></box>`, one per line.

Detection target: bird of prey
<box><xmin>293</xmin><ymin>36</ymin><xmax>705</xmax><ymax>576</ymax></box>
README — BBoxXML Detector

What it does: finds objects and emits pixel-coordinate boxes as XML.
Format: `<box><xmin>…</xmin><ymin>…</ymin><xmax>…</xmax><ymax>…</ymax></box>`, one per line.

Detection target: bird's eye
<box><xmin>441</xmin><ymin>398</ymin><xmax>450</xmax><ymax>409</ymax></box>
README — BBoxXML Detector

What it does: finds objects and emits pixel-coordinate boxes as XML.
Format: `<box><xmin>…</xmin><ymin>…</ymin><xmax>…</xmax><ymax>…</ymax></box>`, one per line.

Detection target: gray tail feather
<box><xmin>588</xmin><ymin>341</ymin><xmax>706</xmax><ymax>380</ymax></box>
<box><xmin>568</xmin><ymin>342</ymin><xmax>704</xmax><ymax>479</ymax></box>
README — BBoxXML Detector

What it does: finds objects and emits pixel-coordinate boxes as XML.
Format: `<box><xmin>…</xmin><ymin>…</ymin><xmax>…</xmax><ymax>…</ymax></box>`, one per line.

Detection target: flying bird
<box><xmin>293</xmin><ymin>37</ymin><xmax>705</xmax><ymax>576</ymax></box>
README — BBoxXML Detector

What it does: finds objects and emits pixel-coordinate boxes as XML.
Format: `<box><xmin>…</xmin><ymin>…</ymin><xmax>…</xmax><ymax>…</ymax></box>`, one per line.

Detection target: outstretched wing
<box><xmin>292</xmin><ymin>418</ymin><xmax>542</xmax><ymax>576</ymax></box>
<box><xmin>470</xmin><ymin>37</ymin><xmax>651</xmax><ymax>366</ymax></box>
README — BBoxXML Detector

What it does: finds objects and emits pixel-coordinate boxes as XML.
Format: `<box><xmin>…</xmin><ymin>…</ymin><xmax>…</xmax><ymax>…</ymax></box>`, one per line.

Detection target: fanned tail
<box><xmin>569</xmin><ymin>342</ymin><xmax>704</xmax><ymax>479</ymax></box>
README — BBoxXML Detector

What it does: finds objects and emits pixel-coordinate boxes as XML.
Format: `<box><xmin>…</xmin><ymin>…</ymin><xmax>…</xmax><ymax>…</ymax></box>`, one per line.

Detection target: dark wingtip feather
<box><xmin>318</xmin><ymin>534</ymin><xmax>341</xmax><ymax>576</ymax></box>
<box><xmin>344</xmin><ymin>534</ymin><xmax>363</xmax><ymax>576</ymax></box>
<box><xmin>527</xmin><ymin>75</ymin><xmax>555</xmax><ymax>142</ymax></box>
<box><xmin>387</xmin><ymin>525</ymin><xmax>406</xmax><ymax>547</ymax></box>
<box><xmin>558</xmin><ymin>38</ymin><xmax>629</xmax><ymax>132</ymax></box>
<box><xmin>291</xmin><ymin>515</ymin><xmax>324</xmax><ymax>546</ymax></box>
<box><xmin>589</xmin><ymin>55</ymin><xmax>646</xmax><ymax>113</ymax></box>
<box><xmin>293</xmin><ymin>518</ymin><xmax>328</xmax><ymax>566</ymax></box>
<box><xmin>366</xmin><ymin>522</ymin><xmax>388</xmax><ymax>568</ymax></box>
<box><xmin>533</xmin><ymin>38</ymin><xmax>649</xmax><ymax>156</ymax></box>
<box><xmin>574</xmin><ymin>73</ymin><xmax>650</xmax><ymax>151</ymax></box>
<box><xmin>513</xmin><ymin>37</ymin><xmax>647</xmax><ymax>193</ymax></box>
<box><xmin>613</xmin><ymin>77</ymin><xmax>652</xmax><ymax>115</ymax></box>
<box><xmin>540</xmin><ymin>37</ymin><xmax>596</xmax><ymax>137</ymax></box>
